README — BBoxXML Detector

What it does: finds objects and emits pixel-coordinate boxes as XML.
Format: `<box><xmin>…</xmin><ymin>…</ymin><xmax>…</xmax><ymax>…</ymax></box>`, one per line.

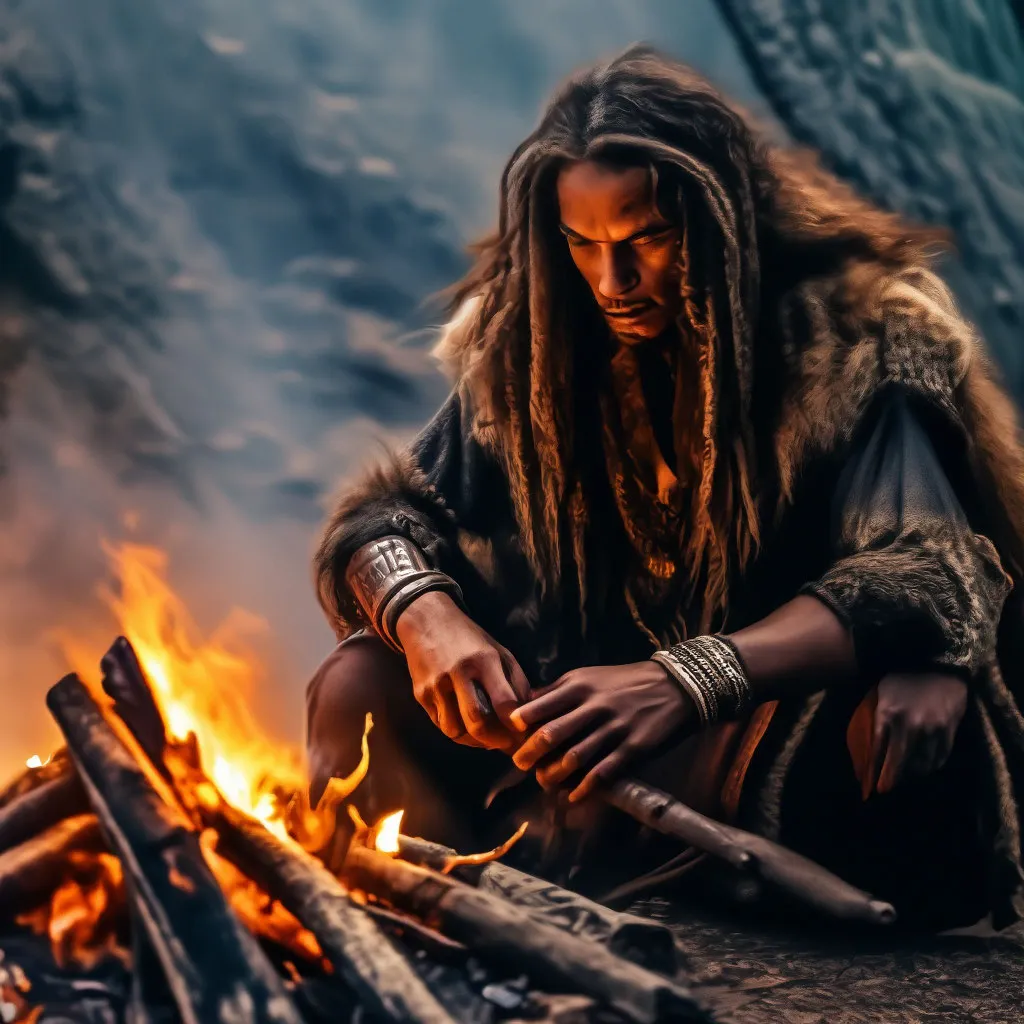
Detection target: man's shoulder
<box><xmin>772</xmin><ymin>265</ymin><xmax>980</xmax><ymax>498</ymax></box>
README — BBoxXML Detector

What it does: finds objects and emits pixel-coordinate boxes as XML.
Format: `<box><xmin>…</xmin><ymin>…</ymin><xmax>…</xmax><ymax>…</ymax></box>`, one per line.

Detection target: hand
<box><xmin>508</xmin><ymin>662</ymin><xmax>694</xmax><ymax>803</ymax></box>
<box><xmin>394</xmin><ymin>591</ymin><xmax>530</xmax><ymax>751</ymax></box>
<box><xmin>869</xmin><ymin>672</ymin><xmax>968</xmax><ymax>794</ymax></box>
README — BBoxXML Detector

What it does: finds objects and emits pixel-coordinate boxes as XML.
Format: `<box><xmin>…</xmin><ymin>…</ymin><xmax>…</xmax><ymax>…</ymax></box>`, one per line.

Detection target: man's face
<box><xmin>556</xmin><ymin>161</ymin><xmax>682</xmax><ymax>344</ymax></box>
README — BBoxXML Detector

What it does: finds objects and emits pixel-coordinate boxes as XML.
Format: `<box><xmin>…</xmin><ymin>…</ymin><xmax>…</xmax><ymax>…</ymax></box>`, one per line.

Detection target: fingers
<box><xmin>509</xmin><ymin>684</ymin><xmax>580</xmax><ymax>734</ymax></box>
<box><xmin>512</xmin><ymin>706</ymin><xmax>601</xmax><ymax>771</ymax></box>
<box><xmin>452</xmin><ymin>667</ymin><xmax>517</xmax><ymax>749</ymax></box>
<box><xmin>474</xmin><ymin>657</ymin><xmax>523</xmax><ymax>726</ymax></box>
<box><xmin>500</xmin><ymin>648</ymin><xmax>532</xmax><ymax>705</ymax></box>
<box><xmin>569</xmin><ymin>748</ymin><xmax>630</xmax><ymax>804</ymax></box>
<box><xmin>431</xmin><ymin>681</ymin><xmax>467</xmax><ymax>742</ymax></box>
<box><xmin>535</xmin><ymin>724</ymin><xmax>620</xmax><ymax>789</ymax></box>
<box><xmin>877</xmin><ymin>725</ymin><xmax>909</xmax><ymax>794</ymax></box>
<box><xmin>869</xmin><ymin>716</ymin><xmax>890</xmax><ymax>797</ymax></box>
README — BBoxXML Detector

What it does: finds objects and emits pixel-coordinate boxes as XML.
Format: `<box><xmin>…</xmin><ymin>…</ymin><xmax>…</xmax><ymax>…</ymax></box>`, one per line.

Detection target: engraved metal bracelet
<box><xmin>651</xmin><ymin>634</ymin><xmax>753</xmax><ymax>726</ymax></box>
<box><xmin>345</xmin><ymin>536</ymin><xmax>462</xmax><ymax>653</ymax></box>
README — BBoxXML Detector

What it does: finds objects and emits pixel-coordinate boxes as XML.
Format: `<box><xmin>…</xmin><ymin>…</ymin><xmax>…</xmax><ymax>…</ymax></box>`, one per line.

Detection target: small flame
<box><xmin>374</xmin><ymin>811</ymin><xmax>404</xmax><ymax>855</ymax></box>
<box><xmin>25</xmin><ymin>756</ymin><xmax>43</xmax><ymax>770</ymax></box>
<box><xmin>441</xmin><ymin>821</ymin><xmax>529</xmax><ymax>873</ymax></box>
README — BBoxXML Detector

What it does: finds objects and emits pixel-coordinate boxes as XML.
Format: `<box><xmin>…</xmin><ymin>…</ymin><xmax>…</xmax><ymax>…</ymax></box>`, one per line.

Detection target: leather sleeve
<box><xmin>802</xmin><ymin>386</ymin><xmax>1011</xmax><ymax>678</ymax></box>
<box><xmin>314</xmin><ymin>385</ymin><xmax>510</xmax><ymax>638</ymax></box>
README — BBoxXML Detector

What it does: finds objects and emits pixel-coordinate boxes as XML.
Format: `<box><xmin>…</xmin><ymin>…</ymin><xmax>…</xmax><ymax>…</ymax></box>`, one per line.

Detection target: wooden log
<box><xmin>97</xmin><ymin>637</ymin><xmax>452</xmax><ymax>1022</ymax></box>
<box><xmin>206</xmin><ymin>798</ymin><xmax>456</xmax><ymax>1024</ymax></box>
<box><xmin>344</xmin><ymin>844</ymin><xmax>711</xmax><ymax>1024</ymax></box>
<box><xmin>605</xmin><ymin>779</ymin><xmax>897</xmax><ymax>926</ymax></box>
<box><xmin>0</xmin><ymin>749</ymin><xmax>72</xmax><ymax>808</ymax></box>
<box><xmin>0</xmin><ymin>771</ymin><xmax>88</xmax><ymax>853</ymax></box>
<box><xmin>126</xmin><ymin>922</ymin><xmax>181</xmax><ymax>1024</ymax></box>
<box><xmin>101</xmin><ymin>636</ymin><xmax>169</xmax><ymax>775</ymax></box>
<box><xmin>0</xmin><ymin>814</ymin><xmax>103</xmax><ymax>916</ymax></box>
<box><xmin>46</xmin><ymin>673</ymin><xmax>305</xmax><ymax>1024</ymax></box>
<box><xmin>397</xmin><ymin>835</ymin><xmax>678</xmax><ymax>972</ymax></box>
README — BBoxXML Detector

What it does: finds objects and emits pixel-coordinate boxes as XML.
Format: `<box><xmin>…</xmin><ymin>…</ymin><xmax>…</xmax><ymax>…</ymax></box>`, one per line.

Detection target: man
<box><xmin>308</xmin><ymin>46</ymin><xmax>1024</xmax><ymax>929</ymax></box>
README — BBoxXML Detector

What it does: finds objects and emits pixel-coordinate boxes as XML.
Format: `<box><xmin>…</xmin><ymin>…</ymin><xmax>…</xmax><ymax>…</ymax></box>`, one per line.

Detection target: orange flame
<box><xmin>373</xmin><ymin>811</ymin><xmax>404</xmax><ymax>855</ymax></box>
<box><xmin>60</xmin><ymin>542</ymin><xmax>306</xmax><ymax>842</ymax></box>
<box><xmin>16</xmin><ymin>851</ymin><xmax>127</xmax><ymax>970</ymax></box>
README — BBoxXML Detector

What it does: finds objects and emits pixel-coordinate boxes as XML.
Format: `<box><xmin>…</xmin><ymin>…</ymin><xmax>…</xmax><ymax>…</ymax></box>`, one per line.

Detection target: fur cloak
<box><xmin>314</xmin><ymin>49</ymin><xmax>1024</xmax><ymax>927</ymax></box>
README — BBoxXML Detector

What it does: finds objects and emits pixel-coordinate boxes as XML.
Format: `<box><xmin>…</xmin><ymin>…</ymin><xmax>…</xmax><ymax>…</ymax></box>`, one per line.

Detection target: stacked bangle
<box><xmin>651</xmin><ymin>634</ymin><xmax>752</xmax><ymax>725</ymax></box>
<box><xmin>345</xmin><ymin>536</ymin><xmax>464</xmax><ymax>653</ymax></box>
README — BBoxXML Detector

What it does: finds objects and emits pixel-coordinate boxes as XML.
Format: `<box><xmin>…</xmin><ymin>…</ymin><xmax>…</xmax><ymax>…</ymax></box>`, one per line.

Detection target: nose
<box><xmin>598</xmin><ymin>244</ymin><xmax>640</xmax><ymax>299</ymax></box>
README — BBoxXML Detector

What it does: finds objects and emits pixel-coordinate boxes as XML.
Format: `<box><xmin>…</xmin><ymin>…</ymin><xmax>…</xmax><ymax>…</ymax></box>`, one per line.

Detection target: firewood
<box><xmin>46</xmin><ymin>674</ymin><xmax>305</xmax><ymax>1024</ymax></box>
<box><xmin>344</xmin><ymin>844</ymin><xmax>711</xmax><ymax>1024</ymax></box>
<box><xmin>206</xmin><ymin>798</ymin><xmax>457</xmax><ymax>1024</ymax></box>
<box><xmin>0</xmin><ymin>771</ymin><xmax>88</xmax><ymax>853</ymax></box>
<box><xmin>0</xmin><ymin>814</ymin><xmax>103</xmax><ymax>916</ymax></box>
<box><xmin>0</xmin><ymin>750</ymin><xmax>72</xmax><ymax>808</ymax></box>
<box><xmin>101</xmin><ymin>636</ymin><xmax>169</xmax><ymax>776</ymax></box>
<box><xmin>126</xmin><ymin>925</ymin><xmax>180</xmax><ymax>1024</ymax></box>
<box><xmin>92</xmin><ymin>636</ymin><xmax>455</xmax><ymax>1022</ymax></box>
<box><xmin>397</xmin><ymin>835</ymin><xmax>678</xmax><ymax>972</ymax></box>
<box><xmin>605</xmin><ymin>779</ymin><xmax>897</xmax><ymax>926</ymax></box>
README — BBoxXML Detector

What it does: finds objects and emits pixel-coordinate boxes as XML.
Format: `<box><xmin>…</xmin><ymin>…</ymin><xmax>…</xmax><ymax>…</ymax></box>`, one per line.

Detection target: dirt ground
<box><xmin>648</xmin><ymin>898</ymin><xmax>1024</xmax><ymax>1023</ymax></box>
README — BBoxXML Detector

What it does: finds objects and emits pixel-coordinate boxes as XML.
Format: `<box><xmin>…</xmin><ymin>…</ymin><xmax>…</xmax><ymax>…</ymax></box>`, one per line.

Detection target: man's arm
<box><xmin>511</xmin><ymin>386</ymin><xmax>1008</xmax><ymax>799</ymax></box>
<box><xmin>315</xmin><ymin>384</ymin><xmax>531</xmax><ymax>748</ymax></box>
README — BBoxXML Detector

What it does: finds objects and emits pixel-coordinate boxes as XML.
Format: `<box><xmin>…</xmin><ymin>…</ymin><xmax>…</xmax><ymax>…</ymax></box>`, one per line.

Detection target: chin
<box><xmin>609</xmin><ymin>320</ymin><xmax>666</xmax><ymax>345</ymax></box>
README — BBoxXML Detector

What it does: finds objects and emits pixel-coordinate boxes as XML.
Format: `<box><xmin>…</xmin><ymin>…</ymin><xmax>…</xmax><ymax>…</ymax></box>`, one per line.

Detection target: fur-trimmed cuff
<box><xmin>314</xmin><ymin>454</ymin><xmax>457</xmax><ymax>639</ymax></box>
<box><xmin>803</xmin><ymin>528</ymin><xmax>1010</xmax><ymax>678</ymax></box>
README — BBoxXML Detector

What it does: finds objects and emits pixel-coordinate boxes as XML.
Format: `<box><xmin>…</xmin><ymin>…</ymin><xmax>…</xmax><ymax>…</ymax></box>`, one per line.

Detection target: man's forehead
<box><xmin>556</xmin><ymin>161</ymin><xmax>659</xmax><ymax>235</ymax></box>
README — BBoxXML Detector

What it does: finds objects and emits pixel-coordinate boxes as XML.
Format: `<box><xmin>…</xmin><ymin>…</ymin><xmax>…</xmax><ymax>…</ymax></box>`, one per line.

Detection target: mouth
<box><xmin>603</xmin><ymin>301</ymin><xmax>656</xmax><ymax>321</ymax></box>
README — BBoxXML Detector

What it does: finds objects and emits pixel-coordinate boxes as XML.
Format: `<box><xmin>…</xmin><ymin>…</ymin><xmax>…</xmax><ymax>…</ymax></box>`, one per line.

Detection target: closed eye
<box><xmin>632</xmin><ymin>228</ymin><xmax>674</xmax><ymax>245</ymax></box>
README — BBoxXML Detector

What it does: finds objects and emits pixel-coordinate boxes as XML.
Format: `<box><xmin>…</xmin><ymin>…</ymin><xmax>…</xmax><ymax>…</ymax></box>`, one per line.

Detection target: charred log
<box><xmin>0</xmin><ymin>749</ymin><xmax>72</xmax><ymax>808</ymax></box>
<box><xmin>207</xmin><ymin>798</ymin><xmax>456</xmax><ymax>1024</ymax></box>
<box><xmin>0</xmin><ymin>814</ymin><xmax>103</xmax><ymax>917</ymax></box>
<box><xmin>46</xmin><ymin>673</ymin><xmax>305</xmax><ymax>1024</ymax></box>
<box><xmin>101</xmin><ymin>636</ymin><xmax>169</xmax><ymax>776</ymax></box>
<box><xmin>0</xmin><ymin>770</ymin><xmax>88</xmax><ymax>853</ymax></box>
<box><xmin>397</xmin><ymin>834</ymin><xmax>678</xmax><ymax>973</ymax></box>
<box><xmin>344</xmin><ymin>844</ymin><xmax>710</xmax><ymax>1024</ymax></box>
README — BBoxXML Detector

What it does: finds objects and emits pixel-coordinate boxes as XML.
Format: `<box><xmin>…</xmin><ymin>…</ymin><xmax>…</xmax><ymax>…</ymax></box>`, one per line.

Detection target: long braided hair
<box><xmin>440</xmin><ymin>44</ymin><xmax>948</xmax><ymax>634</ymax></box>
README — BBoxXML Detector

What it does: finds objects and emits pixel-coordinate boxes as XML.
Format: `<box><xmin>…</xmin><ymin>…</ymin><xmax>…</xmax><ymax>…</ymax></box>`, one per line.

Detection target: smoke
<box><xmin>0</xmin><ymin>0</ymin><xmax>765</xmax><ymax>778</ymax></box>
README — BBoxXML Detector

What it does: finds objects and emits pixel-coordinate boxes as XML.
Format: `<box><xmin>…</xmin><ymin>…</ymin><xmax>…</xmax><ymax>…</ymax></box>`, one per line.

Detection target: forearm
<box><xmin>722</xmin><ymin>594</ymin><xmax>859</xmax><ymax>703</ymax></box>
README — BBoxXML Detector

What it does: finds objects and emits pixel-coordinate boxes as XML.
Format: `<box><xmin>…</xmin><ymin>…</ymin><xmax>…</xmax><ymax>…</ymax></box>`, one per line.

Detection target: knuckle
<box><xmin>451</xmin><ymin>655</ymin><xmax>477</xmax><ymax>677</ymax></box>
<box><xmin>535</xmin><ymin>727</ymin><xmax>554</xmax><ymax>750</ymax></box>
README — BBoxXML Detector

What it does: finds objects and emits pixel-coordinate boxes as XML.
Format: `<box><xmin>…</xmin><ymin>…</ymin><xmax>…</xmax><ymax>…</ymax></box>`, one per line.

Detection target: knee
<box><xmin>306</xmin><ymin>634</ymin><xmax>413</xmax><ymax>802</ymax></box>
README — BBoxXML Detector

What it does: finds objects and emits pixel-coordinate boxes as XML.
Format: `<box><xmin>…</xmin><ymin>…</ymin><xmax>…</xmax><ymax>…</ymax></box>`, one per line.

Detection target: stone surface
<box><xmin>715</xmin><ymin>0</ymin><xmax>1024</xmax><ymax>398</ymax></box>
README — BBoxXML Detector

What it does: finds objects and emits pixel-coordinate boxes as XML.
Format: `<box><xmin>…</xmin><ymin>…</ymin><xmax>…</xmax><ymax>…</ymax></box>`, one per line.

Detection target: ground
<box><xmin>4</xmin><ymin>902</ymin><xmax>1022</xmax><ymax>1022</ymax></box>
<box><xmin>650</xmin><ymin>898</ymin><xmax>1024</xmax><ymax>1023</ymax></box>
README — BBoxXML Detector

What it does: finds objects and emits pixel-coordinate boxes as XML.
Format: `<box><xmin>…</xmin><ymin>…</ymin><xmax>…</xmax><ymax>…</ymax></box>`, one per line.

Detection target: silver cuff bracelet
<box><xmin>345</xmin><ymin>536</ymin><xmax>463</xmax><ymax>652</ymax></box>
<box><xmin>651</xmin><ymin>634</ymin><xmax>752</xmax><ymax>726</ymax></box>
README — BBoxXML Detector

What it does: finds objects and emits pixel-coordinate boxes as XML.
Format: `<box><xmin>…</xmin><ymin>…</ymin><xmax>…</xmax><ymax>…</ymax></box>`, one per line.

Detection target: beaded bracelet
<box><xmin>651</xmin><ymin>634</ymin><xmax>752</xmax><ymax>726</ymax></box>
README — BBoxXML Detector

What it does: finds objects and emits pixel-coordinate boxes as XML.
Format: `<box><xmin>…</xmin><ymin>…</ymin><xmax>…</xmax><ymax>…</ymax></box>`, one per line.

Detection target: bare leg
<box><xmin>305</xmin><ymin>632</ymin><xmax>508</xmax><ymax>849</ymax></box>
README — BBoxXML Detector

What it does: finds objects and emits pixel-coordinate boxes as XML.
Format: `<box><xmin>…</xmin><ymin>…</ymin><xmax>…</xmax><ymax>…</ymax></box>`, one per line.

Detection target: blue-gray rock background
<box><xmin>0</xmin><ymin>0</ymin><xmax>1021</xmax><ymax>779</ymax></box>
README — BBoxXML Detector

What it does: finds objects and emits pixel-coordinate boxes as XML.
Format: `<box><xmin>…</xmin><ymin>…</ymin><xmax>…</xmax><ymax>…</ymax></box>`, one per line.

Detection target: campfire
<box><xmin>0</xmin><ymin>545</ymin><xmax>896</xmax><ymax>1023</ymax></box>
<box><xmin>0</xmin><ymin>545</ymin><xmax>708</xmax><ymax>1023</ymax></box>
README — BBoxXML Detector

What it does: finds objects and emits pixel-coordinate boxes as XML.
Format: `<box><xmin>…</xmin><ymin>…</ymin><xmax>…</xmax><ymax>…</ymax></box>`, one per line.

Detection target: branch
<box><xmin>606</xmin><ymin>779</ymin><xmax>896</xmax><ymax>926</ymax></box>
<box><xmin>344</xmin><ymin>843</ymin><xmax>711</xmax><ymax>1024</ymax></box>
